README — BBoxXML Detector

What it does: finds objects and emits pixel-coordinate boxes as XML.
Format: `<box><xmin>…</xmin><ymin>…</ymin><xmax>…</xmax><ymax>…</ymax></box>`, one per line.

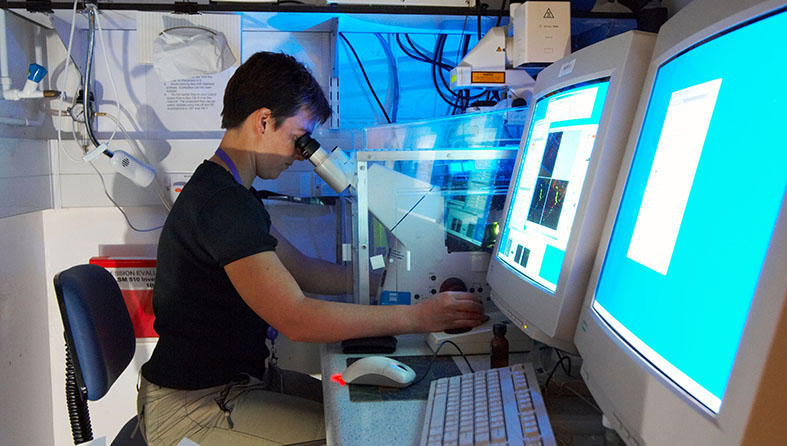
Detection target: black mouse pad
<box><xmin>345</xmin><ymin>355</ymin><xmax>462</xmax><ymax>402</ymax></box>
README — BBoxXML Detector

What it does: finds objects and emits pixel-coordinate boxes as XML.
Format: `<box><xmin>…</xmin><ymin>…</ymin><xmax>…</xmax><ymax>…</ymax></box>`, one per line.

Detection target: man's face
<box><xmin>257</xmin><ymin>108</ymin><xmax>316</xmax><ymax>179</ymax></box>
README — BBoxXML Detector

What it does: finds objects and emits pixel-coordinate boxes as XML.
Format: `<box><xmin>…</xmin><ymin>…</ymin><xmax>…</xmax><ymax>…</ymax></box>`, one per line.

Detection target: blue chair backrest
<box><xmin>54</xmin><ymin>264</ymin><xmax>136</xmax><ymax>401</ymax></box>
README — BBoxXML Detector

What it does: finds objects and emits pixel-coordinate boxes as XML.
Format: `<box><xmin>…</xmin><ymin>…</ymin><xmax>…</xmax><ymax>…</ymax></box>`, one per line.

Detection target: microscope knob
<box><xmin>439</xmin><ymin>277</ymin><xmax>468</xmax><ymax>293</ymax></box>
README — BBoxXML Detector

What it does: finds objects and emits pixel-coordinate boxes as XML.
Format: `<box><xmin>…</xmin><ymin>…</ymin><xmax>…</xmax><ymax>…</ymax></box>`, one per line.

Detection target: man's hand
<box><xmin>411</xmin><ymin>291</ymin><xmax>485</xmax><ymax>333</ymax></box>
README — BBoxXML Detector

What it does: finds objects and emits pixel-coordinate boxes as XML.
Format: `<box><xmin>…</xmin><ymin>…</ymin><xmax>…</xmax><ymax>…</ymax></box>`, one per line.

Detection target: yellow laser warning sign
<box><xmin>471</xmin><ymin>71</ymin><xmax>506</xmax><ymax>83</ymax></box>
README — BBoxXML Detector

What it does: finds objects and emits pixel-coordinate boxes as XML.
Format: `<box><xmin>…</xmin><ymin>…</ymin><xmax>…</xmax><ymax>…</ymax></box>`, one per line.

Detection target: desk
<box><xmin>321</xmin><ymin>334</ymin><xmax>621</xmax><ymax>446</ymax></box>
<box><xmin>320</xmin><ymin>334</ymin><xmax>530</xmax><ymax>446</ymax></box>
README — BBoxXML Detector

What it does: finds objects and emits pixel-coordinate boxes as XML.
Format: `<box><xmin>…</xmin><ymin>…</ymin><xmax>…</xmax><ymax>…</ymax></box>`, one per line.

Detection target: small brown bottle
<box><xmin>490</xmin><ymin>323</ymin><xmax>509</xmax><ymax>369</ymax></box>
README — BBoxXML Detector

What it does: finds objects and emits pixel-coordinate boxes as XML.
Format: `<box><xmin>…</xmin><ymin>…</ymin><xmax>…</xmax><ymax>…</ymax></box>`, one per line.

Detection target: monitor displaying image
<box><xmin>497</xmin><ymin>78</ymin><xmax>610</xmax><ymax>292</ymax></box>
<box><xmin>589</xmin><ymin>6</ymin><xmax>787</xmax><ymax>414</ymax></box>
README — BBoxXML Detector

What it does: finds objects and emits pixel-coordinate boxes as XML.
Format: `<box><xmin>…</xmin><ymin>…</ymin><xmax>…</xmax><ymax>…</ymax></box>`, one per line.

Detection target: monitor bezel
<box><xmin>495</xmin><ymin>75</ymin><xmax>612</xmax><ymax>292</ymax></box>
<box><xmin>486</xmin><ymin>30</ymin><xmax>657</xmax><ymax>353</ymax></box>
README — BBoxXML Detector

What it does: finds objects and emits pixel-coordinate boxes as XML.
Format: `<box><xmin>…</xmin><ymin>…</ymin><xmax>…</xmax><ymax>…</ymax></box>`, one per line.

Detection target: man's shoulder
<box><xmin>180</xmin><ymin>162</ymin><xmax>244</xmax><ymax>205</ymax></box>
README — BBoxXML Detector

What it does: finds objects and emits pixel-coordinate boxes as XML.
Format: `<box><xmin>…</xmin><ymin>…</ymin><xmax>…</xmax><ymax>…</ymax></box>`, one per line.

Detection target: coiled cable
<box><xmin>65</xmin><ymin>341</ymin><xmax>93</xmax><ymax>444</ymax></box>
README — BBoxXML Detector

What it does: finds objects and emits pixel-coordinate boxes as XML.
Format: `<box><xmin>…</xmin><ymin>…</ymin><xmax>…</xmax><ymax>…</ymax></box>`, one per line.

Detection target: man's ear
<box><xmin>255</xmin><ymin>108</ymin><xmax>273</xmax><ymax>135</ymax></box>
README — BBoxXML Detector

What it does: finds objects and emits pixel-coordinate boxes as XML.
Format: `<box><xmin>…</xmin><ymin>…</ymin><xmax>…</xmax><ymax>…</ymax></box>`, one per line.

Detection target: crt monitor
<box><xmin>486</xmin><ymin>30</ymin><xmax>656</xmax><ymax>353</ymax></box>
<box><xmin>574</xmin><ymin>1</ymin><xmax>787</xmax><ymax>444</ymax></box>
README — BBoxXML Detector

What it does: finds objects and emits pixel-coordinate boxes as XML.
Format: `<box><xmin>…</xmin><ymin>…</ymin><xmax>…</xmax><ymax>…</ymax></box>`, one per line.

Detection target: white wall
<box><xmin>1</xmin><ymin>10</ymin><xmax>54</xmax><ymax>218</ymax></box>
<box><xmin>0</xmin><ymin>211</ymin><xmax>53</xmax><ymax>446</ymax></box>
<box><xmin>0</xmin><ymin>11</ymin><xmax>59</xmax><ymax>446</ymax></box>
<box><xmin>0</xmin><ymin>137</ymin><xmax>53</xmax><ymax>216</ymax></box>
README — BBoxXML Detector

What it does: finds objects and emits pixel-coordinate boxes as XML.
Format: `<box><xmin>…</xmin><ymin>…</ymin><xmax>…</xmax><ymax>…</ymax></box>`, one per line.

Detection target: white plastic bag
<box><xmin>152</xmin><ymin>26</ymin><xmax>236</xmax><ymax>82</ymax></box>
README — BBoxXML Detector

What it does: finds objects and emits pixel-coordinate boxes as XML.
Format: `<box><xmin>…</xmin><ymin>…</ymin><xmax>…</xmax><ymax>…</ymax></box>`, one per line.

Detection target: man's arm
<box><xmin>271</xmin><ymin>226</ymin><xmax>349</xmax><ymax>295</ymax></box>
<box><xmin>224</xmin><ymin>251</ymin><xmax>484</xmax><ymax>343</ymax></box>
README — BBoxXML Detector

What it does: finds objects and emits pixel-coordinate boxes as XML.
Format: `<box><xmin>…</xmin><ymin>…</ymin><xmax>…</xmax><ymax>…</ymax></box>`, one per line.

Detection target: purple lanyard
<box><xmin>215</xmin><ymin>148</ymin><xmax>243</xmax><ymax>186</ymax></box>
<box><xmin>216</xmin><ymin>147</ymin><xmax>279</xmax><ymax>342</ymax></box>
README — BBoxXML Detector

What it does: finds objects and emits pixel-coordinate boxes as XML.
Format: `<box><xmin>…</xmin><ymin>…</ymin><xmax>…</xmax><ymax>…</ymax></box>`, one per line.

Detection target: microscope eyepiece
<box><xmin>294</xmin><ymin>132</ymin><xmax>353</xmax><ymax>193</ymax></box>
<box><xmin>295</xmin><ymin>132</ymin><xmax>321</xmax><ymax>158</ymax></box>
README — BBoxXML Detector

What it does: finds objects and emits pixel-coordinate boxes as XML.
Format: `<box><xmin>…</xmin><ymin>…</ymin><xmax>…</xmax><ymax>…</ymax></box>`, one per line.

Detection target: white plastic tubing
<box><xmin>0</xmin><ymin>10</ymin><xmax>45</xmax><ymax>127</ymax></box>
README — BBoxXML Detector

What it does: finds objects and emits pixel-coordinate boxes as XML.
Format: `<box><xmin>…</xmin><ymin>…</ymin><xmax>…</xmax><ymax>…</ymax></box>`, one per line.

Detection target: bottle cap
<box><xmin>493</xmin><ymin>323</ymin><xmax>507</xmax><ymax>336</ymax></box>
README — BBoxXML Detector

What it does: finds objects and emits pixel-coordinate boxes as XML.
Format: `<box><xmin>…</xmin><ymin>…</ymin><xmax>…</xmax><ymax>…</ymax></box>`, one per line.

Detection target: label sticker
<box><xmin>559</xmin><ymin>59</ymin><xmax>576</xmax><ymax>77</ymax></box>
<box><xmin>380</xmin><ymin>291</ymin><xmax>412</xmax><ymax>306</ymax></box>
<box><xmin>370</xmin><ymin>254</ymin><xmax>386</xmax><ymax>270</ymax></box>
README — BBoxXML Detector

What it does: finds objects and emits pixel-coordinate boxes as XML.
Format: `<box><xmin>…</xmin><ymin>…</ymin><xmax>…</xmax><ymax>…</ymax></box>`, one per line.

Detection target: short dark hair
<box><xmin>221</xmin><ymin>52</ymin><xmax>331</xmax><ymax>129</ymax></box>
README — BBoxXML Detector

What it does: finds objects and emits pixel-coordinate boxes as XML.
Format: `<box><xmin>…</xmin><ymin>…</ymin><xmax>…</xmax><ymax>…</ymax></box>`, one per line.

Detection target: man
<box><xmin>137</xmin><ymin>51</ymin><xmax>485</xmax><ymax>445</ymax></box>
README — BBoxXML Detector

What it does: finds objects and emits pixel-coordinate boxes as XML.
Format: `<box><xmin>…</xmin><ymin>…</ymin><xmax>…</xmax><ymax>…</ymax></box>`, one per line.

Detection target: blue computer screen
<box><xmin>497</xmin><ymin>78</ymin><xmax>611</xmax><ymax>292</ymax></box>
<box><xmin>592</xmin><ymin>8</ymin><xmax>787</xmax><ymax>413</ymax></box>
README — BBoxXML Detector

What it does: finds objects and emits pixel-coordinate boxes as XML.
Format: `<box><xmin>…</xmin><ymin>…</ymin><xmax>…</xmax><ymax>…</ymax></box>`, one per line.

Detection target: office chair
<box><xmin>54</xmin><ymin>264</ymin><xmax>146</xmax><ymax>446</ymax></box>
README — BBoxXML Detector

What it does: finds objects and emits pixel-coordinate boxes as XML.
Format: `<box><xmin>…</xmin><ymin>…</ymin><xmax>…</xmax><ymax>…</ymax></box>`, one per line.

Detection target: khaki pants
<box><xmin>137</xmin><ymin>372</ymin><xmax>325</xmax><ymax>446</ymax></box>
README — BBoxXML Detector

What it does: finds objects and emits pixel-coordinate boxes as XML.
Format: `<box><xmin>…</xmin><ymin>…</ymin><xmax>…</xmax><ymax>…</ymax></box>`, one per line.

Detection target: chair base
<box><xmin>110</xmin><ymin>416</ymin><xmax>146</xmax><ymax>446</ymax></box>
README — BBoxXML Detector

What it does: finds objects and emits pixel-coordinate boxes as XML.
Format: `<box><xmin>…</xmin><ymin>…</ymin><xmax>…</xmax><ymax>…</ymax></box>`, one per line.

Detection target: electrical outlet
<box><xmin>167</xmin><ymin>173</ymin><xmax>192</xmax><ymax>203</ymax></box>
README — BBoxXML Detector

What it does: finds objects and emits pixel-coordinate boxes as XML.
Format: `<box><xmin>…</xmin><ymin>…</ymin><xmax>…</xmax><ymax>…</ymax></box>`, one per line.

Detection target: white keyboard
<box><xmin>419</xmin><ymin>363</ymin><xmax>555</xmax><ymax>446</ymax></box>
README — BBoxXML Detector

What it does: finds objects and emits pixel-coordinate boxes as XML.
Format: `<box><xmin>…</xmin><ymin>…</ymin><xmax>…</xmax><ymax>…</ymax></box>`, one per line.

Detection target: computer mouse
<box><xmin>342</xmin><ymin>356</ymin><xmax>416</xmax><ymax>388</ymax></box>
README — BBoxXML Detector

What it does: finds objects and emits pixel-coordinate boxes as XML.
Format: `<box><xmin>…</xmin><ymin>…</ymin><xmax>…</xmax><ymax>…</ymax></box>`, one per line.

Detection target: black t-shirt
<box><xmin>141</xmin><ymin>160</ymin><xmax>279</xmax><ymax>389</ymax></box>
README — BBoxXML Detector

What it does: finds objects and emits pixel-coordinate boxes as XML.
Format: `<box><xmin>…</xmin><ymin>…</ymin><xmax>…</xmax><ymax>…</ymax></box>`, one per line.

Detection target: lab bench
<box><xmin>320</xmin><ymin>333</ymin><xmax>618</xmax><ymax>446</ymax></box>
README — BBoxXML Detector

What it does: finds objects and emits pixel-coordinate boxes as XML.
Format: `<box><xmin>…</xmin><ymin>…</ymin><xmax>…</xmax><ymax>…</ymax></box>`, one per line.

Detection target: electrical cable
<box><xmin>64</xmin><ymin>342</ymin><xmax>93</xmax><ymax>443</ymax></box>
<box><xmin>555</xmin><ymin>349</ymin><xmax>572</xmax><ymax>376</ymax></box>
<box><xmin>405</xmin><ymin>34</ymin><xmax>453</xmax><ymax>70</ymax></box>
<box><xmin>410</xmin><ymin>339</ymin><xmax>476</xmax><ymax>386</ymax></box>
<box><xmin>82</xmin><ymin>5</ymin><xmax>104</xmax><ymax>152</ymax></box>
<box><xmin>94</xmin><ymin>9</ymin><xmax>121</xmax><ymax>145</ymax></box>
<box><xmin>458</xmin><ymin>34</ymin><xmax>473</xmax><ymax>112</ymax></box>
<box><xmin>71</xmin><ymin>111</ymin><xmax>85</xmax><ymax>149</ymax></box>
<box><xmin>375</xmin><ymin>33</ymin><xmax>399</xmax><ymax>123</ymax></box>
<box><xmin>459</xmin><ymin>14</ymin><xmax>470</xmax><ymax>61</ymax></box>
<box><xmin>437</xmin><ymin>34</ymin><xmax>491</xmax><ymax>106</ymax></box>
<box><xmin>437</xmin><ymin>35</ymin><xmax>464</xmax><ymax>115</ymax></box>
<box><xmin>57</xmin><ymin>0</ymin><xmax>85</xmax><ymax>163</ymax></box>
<box><xmin>476</xmin><ymin>0</ymin><xmax>483</xmax><ymax>40</ymax></box>
<box><xmin>398</xmin><ymin>33</ymin><xmax>462</xmax><ymax>109</ymax></box>
<box><xmin>450</xmin><ymin>33</ymin><xmax>468</xmax><ymax>115</ymax></box>
<box><xmin>339</xmin><ymin>33</ymin><xmax>392</xmax><ymax>124</ymax></box>
<box><xmin>431</xmin><ymin>35</ymin><xmax>490</xmax><ymax>112</ymax></box>
<box><xmin>99</xmin><ymin>112</ymin><xmax>173</xmax><ymax>211</ymax></box>
<box><xmin>405</xmin><ymin>34</ymin><xmax>431</xmax><ymax>60</ymax></box>
<box><xmin>397</xmin><ymin>32</ymin><xmax>489</xmax><ymax>113</ymax></box>
<box><xmin>94</xmin><ymin>6</ymin><xmax>165</xmax><ymax>206</ymax></box>
<box><xmin>89</xmin><ymin>162</ymin><xmax>164</xmax><ymax>233</ymax></box>
<box><xmin>435</xmin><ymin>35</ymin><xmax>452</xmax><ymax>93</ymax></box>
<box><xmin>460</xmin><ymin>33</ymin><xmax>472</xmax><ymax>63</ymax></box>
<box><xmin>544</xmin><ymin>354</ymin><xmax>572</xmax><ymax>392</ymax></box>
<box><xmin>58</xmin><ymin>3</ymin><xmax>168</xmax><ymax>227</ymax></box>
<box><xmin>431</xmin><ymin>36</ymin><xmax>465</xmax><ymax>109</ymax></box>
<box><xmin>395</xmin><ymin>34</ymin><xmax>432</xmax><ymax>65</ymax></box>
<box><xmin>438</xmin><ymin>35</ymin><xmax>480</xmax><ymax>111</ymax></box>
<box><xmin>496</xmin><ymin>0</ymin><xmax>509</xmax><ymax>27</ymax></box>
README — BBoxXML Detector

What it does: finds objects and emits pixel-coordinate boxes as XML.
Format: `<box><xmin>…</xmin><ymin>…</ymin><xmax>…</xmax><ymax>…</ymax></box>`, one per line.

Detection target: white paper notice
<box><xmin>161</xmin><ymin>75</ymin><xmax>225</xmax><ymax>113</ymax></box>
<box><xmin>627</xmin><ymin>78</ymin><xmax>722</xmax><ymax>275</ymax></box>
<box><xmin>144</xmin><ymin>70</ymin><xmax>233</xmax><ymax>133</ymax></box>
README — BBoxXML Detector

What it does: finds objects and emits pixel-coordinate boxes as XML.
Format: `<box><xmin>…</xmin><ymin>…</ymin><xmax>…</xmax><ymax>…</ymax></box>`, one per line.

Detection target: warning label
<box><xmin>90</xmin><ymin>257</ymin><xmax>158</xmax><ymax>338</ymax></box>
<box><xmin>472</xmin><ymin>71</ymin><xmax>506</xmax><ymax>83</ymax></box>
